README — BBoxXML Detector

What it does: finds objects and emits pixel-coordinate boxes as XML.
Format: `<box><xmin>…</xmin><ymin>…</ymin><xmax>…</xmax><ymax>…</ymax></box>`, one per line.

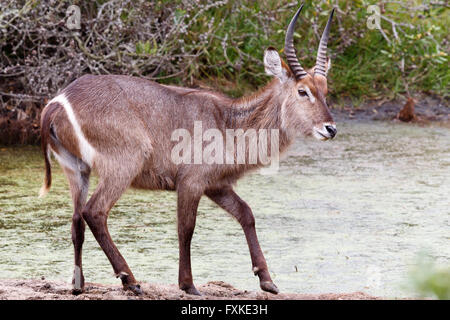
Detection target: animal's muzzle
<box><xmin>325</xmin><ymin>124</ymin><xmax>337</xmax><ymax>138</ymax></box>
<box><xmin>313</xmin><ymin>123</ymin><xmax>337</xmax><ymax>140</ymax></box>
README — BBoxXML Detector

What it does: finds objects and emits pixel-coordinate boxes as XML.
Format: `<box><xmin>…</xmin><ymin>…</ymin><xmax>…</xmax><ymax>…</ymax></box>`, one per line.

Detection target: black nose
<box><xmin>325</xmin><ymin>125</ymin><xmax>337</xmax><ymax>138</ymax></box>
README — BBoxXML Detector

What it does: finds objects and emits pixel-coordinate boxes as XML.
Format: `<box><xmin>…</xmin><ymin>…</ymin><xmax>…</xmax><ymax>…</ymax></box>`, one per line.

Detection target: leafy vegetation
<box><xmin>410</xmin><ymin>254</ymin><xmax>450</xmax><ymax>300</ymax></box>
<box><xmin>0</xmin><ymin>1</ymin><xmax>448</xmax><ymax>143</ymax></box>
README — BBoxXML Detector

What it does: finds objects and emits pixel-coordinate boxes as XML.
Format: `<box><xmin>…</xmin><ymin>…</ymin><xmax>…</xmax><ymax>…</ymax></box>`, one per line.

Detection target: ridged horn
<box><xmin>314</xmin><ymin>8</ymin><xmax>335</xmax><ymax>78</ymax></box>
<box><xmin>284</xmin><ymin>4</ymin><xmax>307</xmax><ymax>80</ymax></box>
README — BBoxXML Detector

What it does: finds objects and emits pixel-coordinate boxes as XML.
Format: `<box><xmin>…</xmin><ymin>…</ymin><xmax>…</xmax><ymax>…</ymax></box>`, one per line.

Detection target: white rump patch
<box><xmin>51</xmin><ymin>145</ymin><xmax>79</xmax><ymax>172</ymax></box>
<box><xmin>48</xmin><ymin>93</ymin><xmax>96</xmax><ymax>167</ymax></box>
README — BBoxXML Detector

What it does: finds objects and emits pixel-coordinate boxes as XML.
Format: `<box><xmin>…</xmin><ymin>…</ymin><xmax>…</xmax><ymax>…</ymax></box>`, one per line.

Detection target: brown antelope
<box><xmin>39</xmin><ymin>5</ymin><xmax>336</xmax><ymax>295</ymax></box>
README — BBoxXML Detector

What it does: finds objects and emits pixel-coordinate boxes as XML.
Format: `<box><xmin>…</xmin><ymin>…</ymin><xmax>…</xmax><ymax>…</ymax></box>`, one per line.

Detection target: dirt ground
<box><xmin>0</xmin><ymin>279</ymin><xmax>380</xmax><ymax>300</ymax></box>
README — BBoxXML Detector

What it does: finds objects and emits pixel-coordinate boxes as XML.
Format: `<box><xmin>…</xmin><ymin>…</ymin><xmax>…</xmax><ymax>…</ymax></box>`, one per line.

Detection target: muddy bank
<box><xmin>332</xmin><ymin>95</ymin><xmax>449</xmax><ymax>123</ymax></box>
<box><xmin>0</xmin><ymin>279</ymin><xmax>379</xmax><ymax>300</ymax></box>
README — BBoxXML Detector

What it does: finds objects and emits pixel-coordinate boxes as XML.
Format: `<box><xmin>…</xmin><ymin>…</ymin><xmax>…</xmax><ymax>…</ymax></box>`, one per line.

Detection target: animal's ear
<box><xmin>313</xmin><ymin>57</ymin><xmax>331</xmax><ymax>94</ymax></box>
<box><xmin>264</xmin><ymin>47</ymin><xmax>290</xmax><ymax>82</ymax></box>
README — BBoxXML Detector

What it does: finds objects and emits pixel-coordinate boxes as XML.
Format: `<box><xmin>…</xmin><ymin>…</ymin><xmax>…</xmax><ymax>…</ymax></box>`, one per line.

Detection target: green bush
<box><xmin>0</xmin><ymin>0</ymin><xmax>448</xmax><ymax>110</ymax></box>
<box><xmin>410</xmin><ymin>255</ymin><xmax>450</xmax><ymax>300</ymax></box>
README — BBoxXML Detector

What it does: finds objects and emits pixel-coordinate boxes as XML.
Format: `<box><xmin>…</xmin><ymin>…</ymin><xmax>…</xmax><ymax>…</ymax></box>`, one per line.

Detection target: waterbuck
<box><xmin>39</xmin><ymin>5</ymin><xmax>336</xmax><ymax>295</ymax></box>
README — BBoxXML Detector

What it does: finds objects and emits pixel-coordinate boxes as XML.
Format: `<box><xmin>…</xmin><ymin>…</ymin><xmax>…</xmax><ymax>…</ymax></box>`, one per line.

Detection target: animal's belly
<box><xmin>131</xmin><ymin>170</ymin><xmax>176</xmax><ymax>191</ymax></box>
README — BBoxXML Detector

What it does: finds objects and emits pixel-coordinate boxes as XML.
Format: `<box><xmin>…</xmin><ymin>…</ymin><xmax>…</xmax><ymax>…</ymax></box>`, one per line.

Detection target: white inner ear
<box><xmin>264</xmin><ymin>50</ymin><xmax>288</xmax><ymax>82</ymax></box>
<box><xmin>304</xmin><ymin>87</ymin><xmax>316</xmax><ymax>103</ymax></box>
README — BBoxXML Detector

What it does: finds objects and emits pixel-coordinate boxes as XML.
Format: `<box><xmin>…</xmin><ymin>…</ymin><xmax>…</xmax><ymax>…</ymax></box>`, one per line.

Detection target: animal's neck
<box><xmin>227</xmin><ymin>80</ymin><xmax>276</xmax><ymax>128</ymax></box>
<box><xmin>226</xmin><ymin>79</ymin><xmax>293</xmax><ymax>153</ymax></box>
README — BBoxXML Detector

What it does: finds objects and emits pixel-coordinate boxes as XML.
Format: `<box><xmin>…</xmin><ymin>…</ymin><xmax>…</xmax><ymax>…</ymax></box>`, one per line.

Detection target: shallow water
<box><xmin>0</xmin><ymin>121</ymin><xmax>449</xmax><ymax>297</ymax></box>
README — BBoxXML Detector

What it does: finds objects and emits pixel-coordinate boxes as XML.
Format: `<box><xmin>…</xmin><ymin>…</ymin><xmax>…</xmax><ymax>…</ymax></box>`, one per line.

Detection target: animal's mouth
<box><xmin>315</xmin><ymin>130</ymin><xmax>330</xmax><ymax>141</ymax></box>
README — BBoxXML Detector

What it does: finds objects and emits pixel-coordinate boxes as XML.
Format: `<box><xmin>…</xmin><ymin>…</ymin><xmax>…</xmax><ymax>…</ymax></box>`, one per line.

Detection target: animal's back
<box><xmin>42</xmin><ymin>75</ymin><xmax>161</xmax><ymax>181</ymax></box>
<box><xmin>43</xmin><ymin>74</ymin><xmax>226</xmax><ymax>191</ymax></box>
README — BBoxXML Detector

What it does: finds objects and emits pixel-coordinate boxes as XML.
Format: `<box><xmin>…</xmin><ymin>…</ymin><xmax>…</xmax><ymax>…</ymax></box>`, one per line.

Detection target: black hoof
<box><xmin>182</xmin><ymin>286</ymin><xmax>201</xmax><ymax>296</ymax></box>
<box><xmin>260</xmin><ymin>281</ymin><xmax>279</xmax><ymax>294</ymax></box>
<box><xmin>71</xmin><ymin>278</ymin><xmax>84</xmax><ymax>295</ymax></box>
<box><xmin>71</xmin><ymin>288</ymin><xmax>84</xmax><ymax>295</ymax></box>
<box><xmin>127</xmin><ymin>284</ymin><xmax>143</xmax><ymax>295</ymax></box>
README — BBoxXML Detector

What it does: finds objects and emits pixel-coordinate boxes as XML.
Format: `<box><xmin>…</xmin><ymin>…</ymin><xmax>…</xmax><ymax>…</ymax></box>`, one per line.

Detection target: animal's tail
<box><xmin>39</xmin><ymin>102</ymin><xmax>60</xmax><ymax>198</ymax></box>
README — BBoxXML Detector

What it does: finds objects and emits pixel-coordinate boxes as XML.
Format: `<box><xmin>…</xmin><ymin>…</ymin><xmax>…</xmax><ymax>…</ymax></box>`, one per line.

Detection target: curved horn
<box><xmin>314</xmin><ymin>8</ymin><xmax>335</xmax><ymax>78</ymax></box>
<box><xmin>285</xmin><ymin>4</ymin><xmax>307</xmax><ymax>80</ymax></box>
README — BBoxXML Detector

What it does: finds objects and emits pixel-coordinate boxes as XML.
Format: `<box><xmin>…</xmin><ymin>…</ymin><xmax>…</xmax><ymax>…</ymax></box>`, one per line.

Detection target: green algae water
<box><xmin>0</xmin><ymin>121</ymin><xmax>449</xmax><ymax>298</ymax></box>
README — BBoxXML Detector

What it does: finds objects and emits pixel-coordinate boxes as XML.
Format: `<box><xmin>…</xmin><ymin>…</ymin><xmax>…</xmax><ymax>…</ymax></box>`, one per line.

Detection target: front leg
<box><xmin>177</xmin><ymin>184</ymin><xmax>202</xmax><ymax>295</ymax></box>
<box><xmin>205</xmin><ymin>187</ymin><xmax>279</xmax><ymax>294</ymax></box>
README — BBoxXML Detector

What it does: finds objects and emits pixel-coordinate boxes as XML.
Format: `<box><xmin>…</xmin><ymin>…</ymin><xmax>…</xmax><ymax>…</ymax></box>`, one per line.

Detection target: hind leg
<box><xmin>52</xmin><ymin>145</ymin><xmax>91</xmax><ymax>294</ymax></box>
<box><xmin>60</xmin><ymin>159</ymin><xmax>91</xmax><ymax>294</ymax></box>
<box><xmin>81</xmin><ymin>171</ymin><xmax>142</xmax><ymax>295</ymax></box>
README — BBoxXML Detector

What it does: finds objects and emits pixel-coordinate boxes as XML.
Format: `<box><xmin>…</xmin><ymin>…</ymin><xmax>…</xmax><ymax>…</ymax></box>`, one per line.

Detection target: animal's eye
<box><xmin>298</xmin><ymin>89</ymin><xmax>308</xmax><ymax>97</ymax></box>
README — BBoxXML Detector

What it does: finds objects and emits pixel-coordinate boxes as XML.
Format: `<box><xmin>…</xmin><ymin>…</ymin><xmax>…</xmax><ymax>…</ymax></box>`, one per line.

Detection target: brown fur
<box><xmin>39</xmin><ymin>55</ymin><xmax>335</xmax><ymax>295</ymax></box>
